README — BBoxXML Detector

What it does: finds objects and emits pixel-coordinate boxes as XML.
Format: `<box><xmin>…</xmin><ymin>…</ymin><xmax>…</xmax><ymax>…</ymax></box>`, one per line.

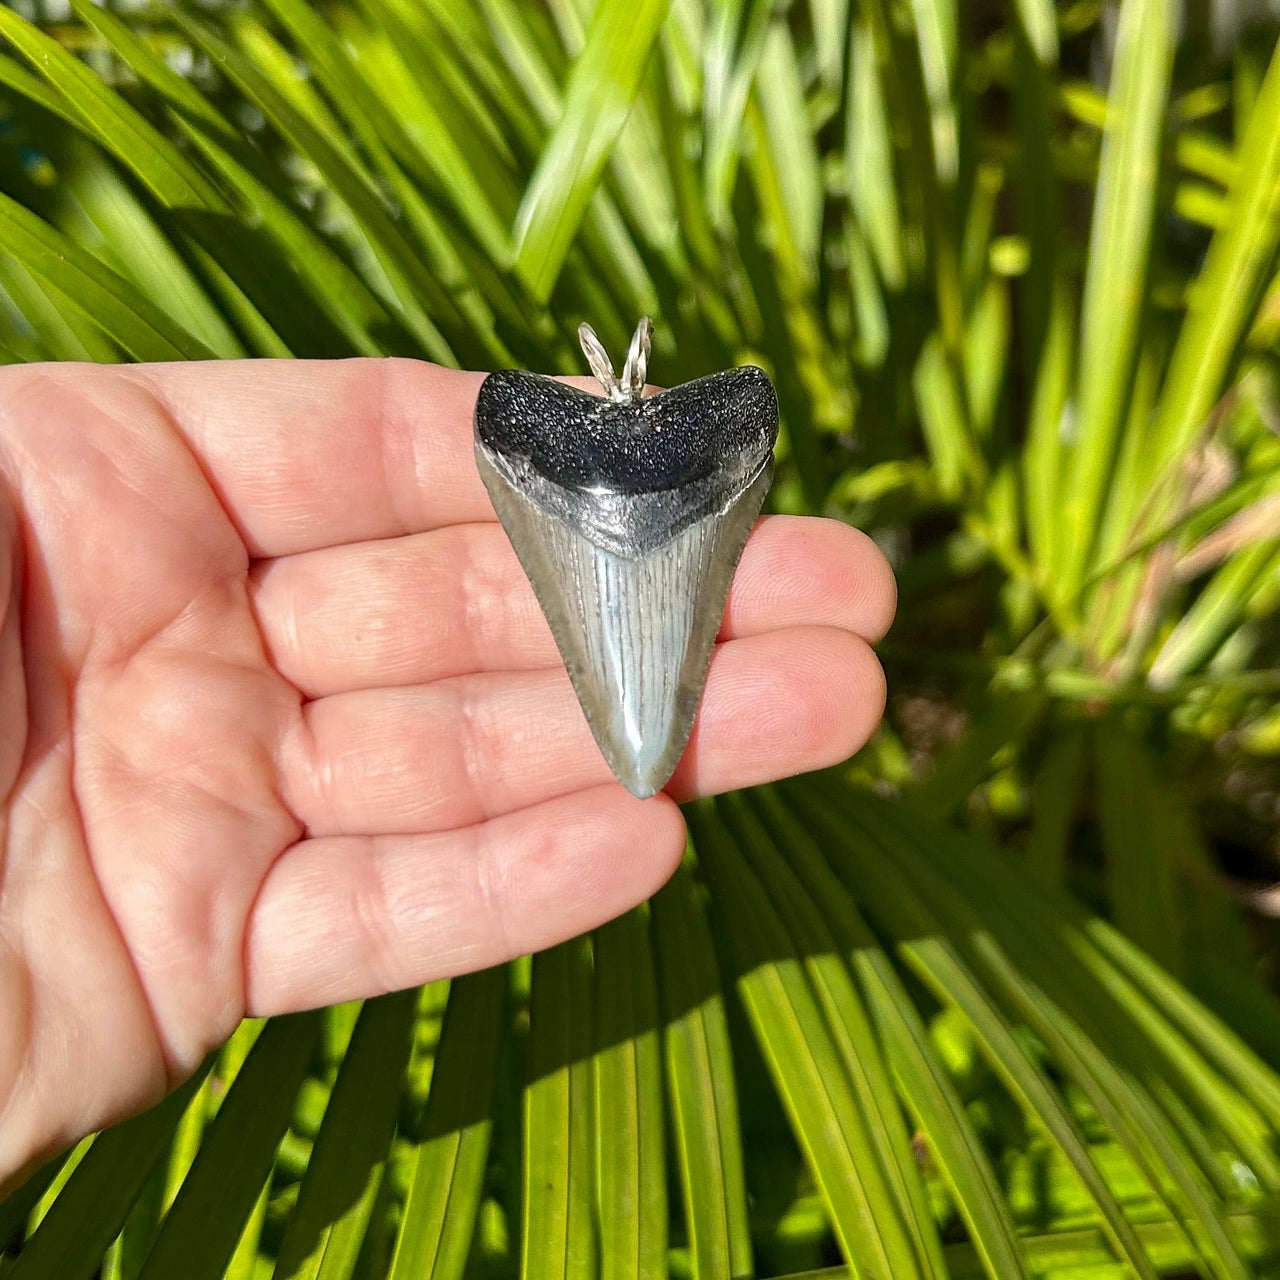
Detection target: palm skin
<box><xmin>0</xmin><ymin>358</ymin><xmax>894</xmax><ymax>1189</ymax></box>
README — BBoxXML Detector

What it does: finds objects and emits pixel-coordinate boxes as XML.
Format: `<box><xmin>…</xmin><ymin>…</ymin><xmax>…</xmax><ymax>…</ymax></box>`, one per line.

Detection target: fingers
<box><xmin>723</xmin><ymin>516</ymin><xmax>896</xmax><ymax>645</ymax></box>
<box><xmin>281</xmin><ymin>627</ymin><xmax>885</xmax><ymax>836</ymax></box>
<box><xmin>667</xmin><ymin>627</ymin><xmax>886</xmax><ymax>799</ymax></box>
<box><xmin>244</xmin><ymin>786</ymin><xmax>686</xmax><ymax>1012</ymax></box>
<box><xmin>252</xmin><ymin>515</ymin><xmax>895</xmax><ymax>698</ymax></box>
<box><xmin>112</xmin><ymin>362</ymin><xmax>656</xmax><ymax>559</ymax></box>
<box><xmin>123</xmin><ymin>359</ymin><xmax>493</xmax><ymax>558</ymax></box>
<box><xmin>10</xmin><ymin>361</ymin><xmax>656</xmax><ymax>562</ymax></box>
<box><xmin>250</xmin><ymin>523</ymin><xmax>551</xmax><ymax>698</ymax></box>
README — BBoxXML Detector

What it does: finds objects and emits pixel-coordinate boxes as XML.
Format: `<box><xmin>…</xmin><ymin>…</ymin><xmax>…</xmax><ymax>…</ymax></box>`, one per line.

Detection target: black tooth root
<box><xmin>475</xmin><ymin>365</ymin><xmax>778</xmax><ymax>495</ymax></box>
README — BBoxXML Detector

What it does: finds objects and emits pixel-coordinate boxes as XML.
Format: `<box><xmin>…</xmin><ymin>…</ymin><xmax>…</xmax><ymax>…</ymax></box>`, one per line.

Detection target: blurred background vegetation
<box><xmin>2</xmin><ymin>0</ymin><xmax>1280</xmax><ymax>1276</ymax></box>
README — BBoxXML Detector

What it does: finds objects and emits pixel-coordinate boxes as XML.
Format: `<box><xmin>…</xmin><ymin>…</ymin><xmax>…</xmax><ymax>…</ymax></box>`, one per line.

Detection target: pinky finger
<box><xmin>243</xmin><ymin>786</ymin><xmax>686</xmax><ymax>1013</ymax></box>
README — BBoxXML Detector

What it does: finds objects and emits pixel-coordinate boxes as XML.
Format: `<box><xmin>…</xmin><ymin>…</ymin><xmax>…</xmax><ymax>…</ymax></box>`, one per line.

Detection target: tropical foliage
<box><xmin>2</xmin><ymin>0</ymin><xmax>1280</xmax><ymax>1276</ymax></box>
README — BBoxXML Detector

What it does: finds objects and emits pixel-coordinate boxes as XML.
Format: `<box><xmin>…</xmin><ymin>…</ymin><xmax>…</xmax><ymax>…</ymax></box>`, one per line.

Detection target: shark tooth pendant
<box><xmin>474</xmin><ymin>318</ymin><xmax>779</xmax><ymax>798</ymax></box>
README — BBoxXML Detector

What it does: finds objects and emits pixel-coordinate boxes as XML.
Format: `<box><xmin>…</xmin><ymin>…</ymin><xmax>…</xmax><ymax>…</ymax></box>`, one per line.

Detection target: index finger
<box><xmin>131</xmin><ymin>357</ymin><xmax>493</xmax><ymax>557</ymax></box>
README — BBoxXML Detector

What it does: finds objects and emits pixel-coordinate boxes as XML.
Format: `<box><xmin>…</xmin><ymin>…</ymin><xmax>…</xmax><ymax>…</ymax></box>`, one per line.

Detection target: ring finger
<box><xmin>279</xmin><ymin>625</ymin><xmax>886</xmax><ymax>836</ymax></box>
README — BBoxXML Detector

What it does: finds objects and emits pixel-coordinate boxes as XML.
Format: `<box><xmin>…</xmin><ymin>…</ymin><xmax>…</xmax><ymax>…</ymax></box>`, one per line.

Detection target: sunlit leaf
<box><xmin>136</xmin><ymin>1014</ymin><xmax>323</xmax><ymax>1280</ymax></box>
<box><xmin>1060</xmin><ymin>0</ymin><xmax>1176</xmax><ymax>596</ymax></box>
<box><xmin>273</xmin><ymin>992</ymin><xmax>416</xmax><ymax>1280</ymax></box>
<box><xmin>7</xmin><ymin>1071</ymin><xmax>208</xmax><ymax>1280</ymax></box>
<box><xmin>513</xmin><ymin>0</ymin><xmax>670</xmax><ymax>299</ymax></box>
<box><xmin>387</xmin><ymin>972</ymin><xmax>506</xmax><ymax>1280</ymax></box>
<box><xmin>0</xmin><ymin>191</ymin><xmax>211</xmax><ymax>361</ymax></box>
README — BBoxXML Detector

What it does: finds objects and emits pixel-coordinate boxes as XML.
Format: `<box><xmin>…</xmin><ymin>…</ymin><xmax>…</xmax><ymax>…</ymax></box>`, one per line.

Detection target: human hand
<box><xmin>0</xmin><ymin>358</ymin><xmax>894</xmax><ymax>1186</ymax></box>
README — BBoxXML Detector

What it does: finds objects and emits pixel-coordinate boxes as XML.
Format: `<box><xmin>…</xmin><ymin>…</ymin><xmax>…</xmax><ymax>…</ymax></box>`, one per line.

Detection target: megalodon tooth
<box><xmin>473</xmin><ymin>318</ymin><xmax>779</xmax><ymax>799</ymax></box>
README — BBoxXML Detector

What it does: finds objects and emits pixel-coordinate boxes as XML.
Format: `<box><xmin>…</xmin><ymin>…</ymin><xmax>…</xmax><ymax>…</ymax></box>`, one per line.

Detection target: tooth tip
<box><xmin>620</xmin><ymin>777</ymin><xmax>663</xmax><ymax>800</ymax></box>
<box><xmin>600</xmin><ymin>744</ymin><xmax>678</xmax><ymax>799</ymax></box>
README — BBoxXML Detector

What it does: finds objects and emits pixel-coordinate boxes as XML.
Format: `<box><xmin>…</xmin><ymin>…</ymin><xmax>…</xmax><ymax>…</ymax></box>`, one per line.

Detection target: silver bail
<box><xmin>578</xmin><ymin>317</ymin><xmax>652</xmax><ymax>403</ymax></box>
<box><xmin>473</xmin><ymin>321</ymin><xmax>778</xmax><ymax>797</ymax></box>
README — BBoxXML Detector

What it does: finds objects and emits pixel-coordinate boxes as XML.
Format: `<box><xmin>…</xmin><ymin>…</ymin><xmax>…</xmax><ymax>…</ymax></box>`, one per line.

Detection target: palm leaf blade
<box><xmin>512</xmin><ymin>0</ymin><xmax>670</xmax><ymax>300</ymax></box>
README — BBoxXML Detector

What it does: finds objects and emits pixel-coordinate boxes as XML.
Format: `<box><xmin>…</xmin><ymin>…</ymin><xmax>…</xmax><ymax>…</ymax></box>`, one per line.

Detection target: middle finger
<box><xmin>250</xmin><ymin>515</ymin><xmax>894</xmax><ymax>698</ymax></box>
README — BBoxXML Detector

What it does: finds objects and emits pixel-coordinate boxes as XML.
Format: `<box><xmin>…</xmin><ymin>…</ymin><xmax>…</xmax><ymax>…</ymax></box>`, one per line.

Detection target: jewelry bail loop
<box><xmin>577</xmin><ymin>317</ymin><xmax>652</xmax><ymax>404</ymax></box>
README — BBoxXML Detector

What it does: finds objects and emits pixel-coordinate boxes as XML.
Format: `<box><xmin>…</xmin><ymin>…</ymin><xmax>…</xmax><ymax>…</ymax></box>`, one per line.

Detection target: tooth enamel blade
<box><xmin>477</xmin><ymin>454</ymin><xmax>772</xmax><ymax>798</ymax></box>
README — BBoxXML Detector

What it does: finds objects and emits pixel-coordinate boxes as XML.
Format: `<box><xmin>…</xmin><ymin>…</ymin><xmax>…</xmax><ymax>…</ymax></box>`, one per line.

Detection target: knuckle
<box><xmin>450</xmin><ymin>679</ymin><xmax>498</xmax><ymax>824</ymax></box>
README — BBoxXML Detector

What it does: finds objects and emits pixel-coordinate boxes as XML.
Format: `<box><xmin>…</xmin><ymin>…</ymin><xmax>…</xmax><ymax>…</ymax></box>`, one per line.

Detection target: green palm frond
<box><xmin>7</xmin><ymin>783</ymin><xmax>1280</xmax><ymax>1278</ymax></box>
